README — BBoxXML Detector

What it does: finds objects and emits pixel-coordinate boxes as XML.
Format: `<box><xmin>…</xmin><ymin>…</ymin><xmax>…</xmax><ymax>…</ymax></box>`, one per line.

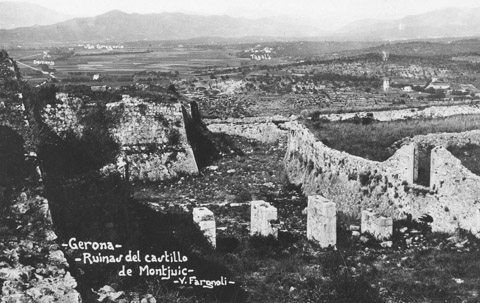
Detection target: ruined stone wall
<box><xmin>284</xmin><ymin>121</ymin><xmax>480</xmax><ymax>235</ymax></box>
<box><xmin>430</xmin><ymin>147</ymin><xmax>480</xmax><ymax>233</ymax></box>
<box><xmin>42</xmin><ymin>95</ymin><xmax>84</xmax><ymax>136</ymax></box>
<box><xmin>0</xmin><ymin>95</ymin><xmax>35</xmax><ymax>151</ymax></box>
<box><xmin>205</xmin><ymin>116</ymin><xmax>288</xmax><ymax>143</ymax></box>
<box><xmin>42</xmin><ymin>93</ymin><xmax>198</xmax><ymax>182</ymax></box>
<box><xmin>318</xmin><ymin>104</ymin><xmax>480</xmax><ymax>122</ymax></box>
<box><xmin>393</xmin><ymin>129</ymin><xmax>480</xmax><ymax>149</ymax></box>
<box><xmin>207</xmin><ymin>122</ymin><xmax>287</xmax><ymax>143</ymax></box>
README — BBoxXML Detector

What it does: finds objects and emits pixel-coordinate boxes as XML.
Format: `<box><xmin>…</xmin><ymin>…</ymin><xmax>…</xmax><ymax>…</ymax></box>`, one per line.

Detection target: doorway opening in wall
<box><xmin>415</xmin><ymin>146</ymin><xmax>433</xmax><ymax>187</ymax></box>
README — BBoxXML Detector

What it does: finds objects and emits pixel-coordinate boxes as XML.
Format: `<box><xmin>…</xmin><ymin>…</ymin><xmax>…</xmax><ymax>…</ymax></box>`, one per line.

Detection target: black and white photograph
<box><xmin>1</xmin><ymin>0</ymin><xmax>480</xmax><ymax>302</ymax></box>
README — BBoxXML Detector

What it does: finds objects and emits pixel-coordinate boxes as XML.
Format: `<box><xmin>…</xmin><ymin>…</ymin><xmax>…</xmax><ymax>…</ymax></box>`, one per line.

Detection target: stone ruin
<box><xmin>306</xmin><ymin>195</ymin><xmax>336</xmax><ymax>248</ymax></box>
<box><xmin>192</xmin><ymin>207</ymin><xmax>216</xmax><ymax>248</ymax></box>
<box><xmin>193</xmin><ymin>196</ymin><xmax>397</xmax><ymax>250</ymax></box>
<box><xmin>361</xmin><ymin>209</ymin><xmax>393</xmax><ymax>240</ymax></box>
<box><xmin>41</xmin><ymin>93</ymin><xmax>199</xmax><ymax>182</ymax></box>
<box><xmin>205</xmin><ymin>116</ymin><xmax>289</xmax><ymax>144</ymax></box>
<box><xmin>284</xmin><ymin>121</ymin><xmax>480</xmax><ymax>236</ymax></box>
<box><xmin>191</xmin><ymin>195</ymin><xmax>395</xmax><ymax>250</ymax></box>
<box><xmin>250</xmin><ymin>200</ymin><xmax>279</xmax><ymax>238</ymax></box>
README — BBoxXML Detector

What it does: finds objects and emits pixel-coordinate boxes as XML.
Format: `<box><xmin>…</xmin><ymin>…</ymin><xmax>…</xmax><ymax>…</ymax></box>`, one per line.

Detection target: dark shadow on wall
<box><xmin>9</xmin><ymin>72</ymin><xmax>247</xmax><ymax>302</ymax></box>
<box><xmin>26</xmin><ymin>98</ymin><xmax>246</xmax><ymax>302</ymax></box>
<box><xmin>0</xmin><ymin>126</ymin><xmax>27</xmax><ymax>189</ymax></box>
<box><xmin>183</xmin><ymin>101</ymin><xmax>244</xmax><ymax>169</ymax></box>
<box><xmin>182</xmin><ymin>101</ymin><xmax>220</xmax><ymax>168</ymax></box>
<box><xmin>416</xmin><ymin>146</ymin><xmax>433</xmax><ymax>187</ymax></box>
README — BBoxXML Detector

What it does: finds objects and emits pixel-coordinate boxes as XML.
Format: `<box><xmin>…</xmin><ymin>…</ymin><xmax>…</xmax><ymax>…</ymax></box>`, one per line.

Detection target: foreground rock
<box><xmin>0</xmin><ymin>191</ymin><xmax>81</xmax><ymax>302</ymax></box>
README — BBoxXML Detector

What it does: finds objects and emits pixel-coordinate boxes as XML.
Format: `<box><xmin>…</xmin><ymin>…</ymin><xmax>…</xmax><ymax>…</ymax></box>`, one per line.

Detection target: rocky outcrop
<box><xmin>284</xmin><ymin>121</ymin><xmax>480</xmax><ymax>235</ymax></box>
<box><xmin>0</xmin><ymin>191</ymin><xmax>81</xmax><ymax>303</ymax></box>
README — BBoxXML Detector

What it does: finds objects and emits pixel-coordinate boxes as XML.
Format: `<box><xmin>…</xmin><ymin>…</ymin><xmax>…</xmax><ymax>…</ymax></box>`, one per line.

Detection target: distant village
<box><xmin>79</xmin><ymin>44</ymin><xmax>125</xmax><ymax>51</ymax></box>
<box><xmin>242</xmin><ymin>45</ymin><xmax>273</xmax><ymax>61</ymax></box>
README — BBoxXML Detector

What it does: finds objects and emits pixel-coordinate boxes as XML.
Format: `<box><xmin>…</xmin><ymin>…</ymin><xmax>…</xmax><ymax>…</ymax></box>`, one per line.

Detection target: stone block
<box><xmin>361</xmin><ymin>209</ymin><xmax>393</xmax><ymax>240</ymax></box>
<box><xmin>307</xmin><ymin>195</ymin><xmax>336</xmax><ymax>248</ymax></box>
<box><xmin>250</xmin><ymin>200</ymin><xmax>278</xmax><ymax>237</ymax></box>
<box><xmin>192</xmin><ymin>207</ymin><xmax>216</xmax><ymax>248</ymax></box>
<box><xmin>361</xmin><ymin>209</ymin><xmax>374</xmax><ymax>235</ymax></box>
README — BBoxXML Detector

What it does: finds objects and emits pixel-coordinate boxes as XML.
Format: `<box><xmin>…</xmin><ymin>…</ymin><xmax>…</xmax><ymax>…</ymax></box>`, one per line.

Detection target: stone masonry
<box><xmin>192</xmin><ymin>207</ymin><xmax>216</xmax><ymax>248</ymax></box>
<box><xmin>361</xmin><ymin>209</ymin><xmax>393</xmax><ymax>240</ymax></box>
<box><xmin>284</xmin><ymin>121</ymin><xmax>480</xmax><ymax>235</ymax></box>
<box><xmin>42</xmin><ymin>93</ymin><xmax>199</xmax><ymax>182</ymax></box>
<box><xmin>205</xmin><ymin>116</ymin><xmax>288</xmax><ymax>143</ymax></box>
<box><xmin>307</xmin><ymin>195</ymin><xmax>337</xmax><ymax>248</ymax></box>
<box><xmin>250</xmin><ymin>200</ymin><xmax>278</xmax><ymax>237</ymax></box>
<box><xmin>317</xmin><ymin>104</ymin><xmax>480</xmax><ymax>122</ymax></box>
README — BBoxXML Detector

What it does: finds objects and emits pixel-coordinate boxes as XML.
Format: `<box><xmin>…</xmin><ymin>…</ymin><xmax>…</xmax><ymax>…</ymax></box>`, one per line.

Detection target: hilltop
<box><xmin>0</xmin><ymin>1</ymin><xmax>72</xmax><ymax>29</ymax></box>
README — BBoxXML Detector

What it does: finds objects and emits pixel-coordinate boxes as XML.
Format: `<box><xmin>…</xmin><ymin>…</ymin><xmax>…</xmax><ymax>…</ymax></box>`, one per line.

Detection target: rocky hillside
<box><xmin>0</xmin><ymin>50</ymin><xmax>81</xmax><ymax>302</ymax></box>
<box><xmin>0</xmin><ymin>50</ymin><xmax>244</xmax><ymax>302</ymax></box>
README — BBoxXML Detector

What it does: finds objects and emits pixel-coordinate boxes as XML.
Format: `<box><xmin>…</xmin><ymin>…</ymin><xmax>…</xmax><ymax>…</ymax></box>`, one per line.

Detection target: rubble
<box><xmin>0</xmin><ymin>191</ymin><xmax>81</xmax><ymax>302</ymax></box>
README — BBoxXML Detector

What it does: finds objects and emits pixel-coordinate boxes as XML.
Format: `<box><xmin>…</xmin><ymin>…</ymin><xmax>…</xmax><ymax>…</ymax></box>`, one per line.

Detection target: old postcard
<box><xmin>1</xmin><ymin>1</ymin><xmax>479</xmax><ymax>302</ymax></box>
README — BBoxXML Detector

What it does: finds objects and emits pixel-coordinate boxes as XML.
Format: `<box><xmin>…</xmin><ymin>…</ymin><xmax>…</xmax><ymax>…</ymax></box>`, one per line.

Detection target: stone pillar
<box><xmin>307</xmin><ymin>195</ymin><xmax>336</xmax><ymax>248</ymax></box>
<box><xmin>192</xmin><ymin>207</ymin><xmax>216</xmax><ymax>248</ymax></box>
<box><xmin>361</xmin><ymin>209</ymin><xmax>374</xmax><ymax>235</ymax></box>
<box><xmin>430</xmin><ymin>147</ymin><xmax>439</xmax><ymax>190</ymax></box>
<box><xmin>413</xmin><ymin>145</ymin><xmax>418</xmax><ymax>183</ymax></box>
<box><xmin>404</xmin><ymin>144</ymin><xmax>417</xmax><ymax>184</ymax></box>
<box><xmin>361</xmin><ymin>209</ymin><xmax>393</xmax><ymax>240</ymax></box>
<box><xmin>250</xmin><ymin>200</ymin><xmax>278</xmax><ymax>237</ymax></box>
<box><xmin>375</xmin><ymin>216</ymin><xmax>393</xmax><ymax>240</ymax></box>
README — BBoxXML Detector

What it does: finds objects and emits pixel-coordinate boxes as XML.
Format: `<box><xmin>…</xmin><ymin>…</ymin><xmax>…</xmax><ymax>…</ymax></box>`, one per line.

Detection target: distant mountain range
<box><xmin>337</xmin><ymin>7</ymin><xmax>480</xmax><ymax>40</ymax></box>
<box><xmin>2</xmin><ymin>4</ymin><xmax>480</xmax><ymax>44</ymax></box>
<box><xmin>0</xmin><ymin>1</ymin><xmax>72</xmax><ymax>29</ymax></box>
<box><xmin>0</xmin><ymin>9</ymin><xmax>324</xmax><ymax>44</ymax></box>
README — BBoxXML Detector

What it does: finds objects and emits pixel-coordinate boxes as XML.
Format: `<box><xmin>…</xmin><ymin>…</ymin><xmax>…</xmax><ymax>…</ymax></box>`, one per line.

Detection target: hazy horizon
<box><xmin>3</xmin><ymin>0</ymin><xmax>480</xmax><ymax>30</ymax></box>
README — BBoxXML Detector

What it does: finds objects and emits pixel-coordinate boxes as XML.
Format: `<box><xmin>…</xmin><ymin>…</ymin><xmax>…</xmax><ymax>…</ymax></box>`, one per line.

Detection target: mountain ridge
<box><xmin>0</xmin><ymin>9</ymin><xmax>325</xmax><ymax>44</ymax></box>
<box><xmin>338</xmin><ymin>7</ymin><xmax>480</xmax><ymax>40</ymax></box>
<box><xmin>0</xmin><ymin>1</ymin><xmax>73</xmax><ymax>29</ymax></box>
<box><xmin>3</xmin><ymin>6</ymin><xmax>480</xmax><ymax>44</ymax></box>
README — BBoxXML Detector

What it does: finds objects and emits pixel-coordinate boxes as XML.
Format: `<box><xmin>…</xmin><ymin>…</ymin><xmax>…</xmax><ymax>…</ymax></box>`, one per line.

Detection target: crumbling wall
<box><xmin>42</xmin><ymin>94</ymin><xmax>198</xmax><ymax>182</ymax></box>
<box><xmin>205</xmin><ymin>116</ymin><xmax>288</xmax><ymax>143</ymax></box>
<box><xmin>393</xmin><ymin>129</ymin><xmax>480</xmax><ymax>149</ymax></box>
<box><xmin>284</xmin><ymin>121</ymin><xmax>480</xmax><ymax>234</ymax></box>
<box><xmin>0</xmin><ymin>96</ymin><xmax>28</xmax><ymax>136</ymax></box>
<box><xmin>42</xmin><ymin>95</ymin><xmax>84</xmax><ymax>136</ymax></box>
<box><xmin>429</xmin><ymin>147</ymin><xmax>480</xmax><ymax>233</ymax></box>
<box><xmin>318</xmin><ymin>104</ymin><xmax>480</xmax><ymax>122</ymax></box>
<box><xmin>207</xmin><ymin>122</ymin><xmax>286</xmax><ymax>143</ymax></box>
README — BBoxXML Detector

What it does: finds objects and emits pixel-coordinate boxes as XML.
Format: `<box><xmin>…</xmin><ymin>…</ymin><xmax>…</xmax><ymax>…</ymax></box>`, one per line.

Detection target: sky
<box><xmin>6</xmin><ymin>0</ymin><xmax>480</xmax><ymax>29</ymax></box>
